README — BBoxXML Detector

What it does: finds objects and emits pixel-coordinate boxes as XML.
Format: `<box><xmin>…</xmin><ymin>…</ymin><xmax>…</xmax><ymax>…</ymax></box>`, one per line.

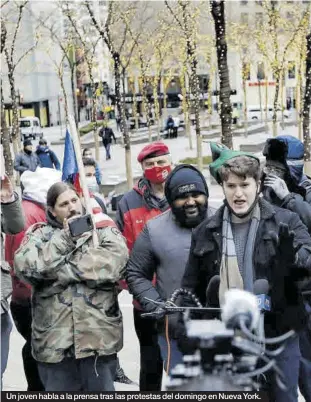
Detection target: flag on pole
<box><xmin>62</xmin><ymin>129</ymin><xmax>78</xmax><ymax>182</ymax></box>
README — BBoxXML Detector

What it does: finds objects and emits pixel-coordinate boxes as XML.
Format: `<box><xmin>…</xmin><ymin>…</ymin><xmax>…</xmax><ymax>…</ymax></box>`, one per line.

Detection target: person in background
<box><xmin>1</xmin><ymin>175</ymin><xmax>25</xmax><ymax>390</ymax></box>
<box><xmin>165</xmin><ymin>115</ymin><xmax>175</xmax><ymax>139</ymax></box>
<box><xmin>126</xmin><ymin>165</ymin><xmax>214</xmax><ymax>374</ymax></box>
<box><xmin>99</xmin><ymin>124</ymin><xmax>116</xmax><ymax>160</ymax></box>
<box><xmin>36</xmin><ymin>139</ymin><xmax>61</xmax><ymax>170</ymax></box>
<box><xmin>116</xmin><ymin>141</ymin><xmax>172</xmax><ymax>391</ymax></box>
<box><xmin>172</xmin><ymin>116</ymin><xmax>180</xmax><ymax>138</ymax></box>
<box><xmin>14</xmin><ymin>140</ymin><xmax>41</xmax><ymax>179</ymax></box>
<box><xmin>14</xmin><ymin>182</ymin><xmax>128</xmax><ymax>391</ymax></box>
<box><xmin>82</xmin><ymin>148</ymin><xmax>102</xmax><ymax>185</ymax></box>
<box><xmin>74</xmin><ymin>157</ymin><xmax>135</xmax><ymax>385</ymax></box>
<box><xmin>262</xmin><ymin>135</ymin><xmax>311</xmax><ymax>402</ymax></box>
<box><xmin>5</xmin><ymin>168</ymin><xmax>62</xmax><ymax>391</ymax></box>
<box><xmin>180</xmin><ymin>143</ymin><xmax>311</xmax><ymax>402</ymax></box>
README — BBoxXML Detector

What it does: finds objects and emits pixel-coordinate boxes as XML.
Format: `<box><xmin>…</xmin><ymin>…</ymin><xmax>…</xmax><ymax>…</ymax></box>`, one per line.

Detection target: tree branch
<box><xmin>164</xmin><ymin>0</ymin><xmax>184</xmax><ymax>31</ymax></box>
<box><xmin>11</xmin><ymin>2</ymin><xmax>28</xmax><ymax>60</ymax></box>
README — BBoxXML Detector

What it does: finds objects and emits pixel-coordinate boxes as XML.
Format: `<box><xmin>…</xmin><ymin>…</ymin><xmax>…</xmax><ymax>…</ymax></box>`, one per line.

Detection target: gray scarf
<box><xmin>219</xmin><ymin>203</ymin><xmax>260</xmax><ymax>305</ymax></box>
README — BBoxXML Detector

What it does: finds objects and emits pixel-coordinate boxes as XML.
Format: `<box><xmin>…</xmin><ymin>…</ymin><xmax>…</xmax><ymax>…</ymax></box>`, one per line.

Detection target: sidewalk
<box><xmin>97</xmin><ymin>123</ymin><xmax>299</xmax><ymax>186</ymax></box>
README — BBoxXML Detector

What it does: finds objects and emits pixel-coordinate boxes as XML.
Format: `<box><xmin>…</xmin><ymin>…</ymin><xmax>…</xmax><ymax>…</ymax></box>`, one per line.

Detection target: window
<box><xmin>240</xmin><ymin>0</ymin><xmax>248</xmax><ymax>4</ymax></box>
<box><xmin>255</xmin><ymin>12</ymin><xmax>263</xmax><ymax>25</ymax></box>
<box><xmin>256</xmin><ymin>0</ymin><xmax>263</xmax><ymax>5</ymax></box>
<box><xmin>257</xmin><ymin>62</ymin><xmax>265</xmax><ymax>80</ymax></box>
<box><xmin>241</xmin><ymin>12</ymin><xmax>249</xmax><ymax>24</ymax></box>
<box><xmin>288</xmin><ymin>62</ymin><xmax>295</xmax><ymax>79</ymax></box>
<box><xmin>20</xmin><ymin>121</ymin><xmax>31</xmax><ymax>128</ymax></box>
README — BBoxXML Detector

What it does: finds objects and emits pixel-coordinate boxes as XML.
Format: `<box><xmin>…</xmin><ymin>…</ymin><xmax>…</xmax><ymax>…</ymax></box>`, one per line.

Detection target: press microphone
<box><xmin>254</xmin><ymin>279</ymin><xmax>271</xmax><ymax>312</ymax></box>
<box><xmin>206</xmin><ymin>275</ymin><xmax>220</xmax><ymax>307</ymax></box>
<box><xmin>221</xmin><ymin>289</ymin><xmax>260</xmax><ymax>331</ymax></box>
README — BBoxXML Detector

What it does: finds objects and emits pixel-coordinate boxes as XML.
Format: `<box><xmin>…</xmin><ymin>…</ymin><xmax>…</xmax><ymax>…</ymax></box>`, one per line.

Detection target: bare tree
<box><xmin>2</xmin><ymin>1</ymin><xmax>38</xmax><ymax>157</ymax></box>
<box><xmin>1</xmin><ymin>20</ymin><xmax>14</xmax><ymax>183</ymax></box>
<box><xmin>120</xmin><ymin>6</ymin><xmax>156</xmax><ymax>142</ymax></box>
<box><xmin>210</xmin><ymin>0</ymin><xmax>233</xmax><ymax>149</ymax></box>
<box><xmin>255</xmin><ymin>1</ymin><xmax>310</xmax><ymax>137</ymax></box>
<box><xmin>302</xmin><ymin>33</ymin><xmax>311</xmax><ymax>175</ymax></box>
<box><xmin>34</xmin><ymin>8</ymin><xmax>84</xmax><ymax>128</ymax></box>
<box><xmin>85</xmin><ymin>0</ymin><xmax>141</xmax><ymax>189</ymax></box>
<box><xmin>165</xmin><ymin>0</ymin><xmax>203</xmax><ymax>170</ymax></box>
<box><xmin>62</xmin><ymin>2</ymin><xmax>102</xmax><ymax>161</ymax></box>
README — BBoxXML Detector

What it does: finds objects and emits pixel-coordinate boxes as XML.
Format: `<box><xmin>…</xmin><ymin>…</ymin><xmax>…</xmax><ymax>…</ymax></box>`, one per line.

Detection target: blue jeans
<box><xmin>1</xmin><ymin>312</ymin><xmax>12</xmax><ymax>390</ymax></box>
<box><xmin>104</xmin><ymin>143</ymin><xmax>111</xmax><ymax>159</ymax></box>
<box><xmin>265</xmin><ymin>335</ymin><xmax>300</xmax><ymax>402</ymax></box>
<box><xmin>299</xmin><ymin>327</ymin><xmax>311</xmax><ymax>402</ymax></box>
<box><xmin>158</xmin><ymin>334</ymin><xmax>183</xmax><ymax>374</ymax></box>
<box><xmin>38</xmin><ymin>354</ymin><xmax>117</xmax><ymax>391</ymax></box>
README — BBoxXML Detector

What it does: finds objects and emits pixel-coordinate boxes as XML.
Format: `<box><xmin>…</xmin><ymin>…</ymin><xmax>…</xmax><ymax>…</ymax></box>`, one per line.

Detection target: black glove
<box><xmin>269</xmin><ymin>223</ymin><xmax>301</xmax><ymax>267</ymax></box>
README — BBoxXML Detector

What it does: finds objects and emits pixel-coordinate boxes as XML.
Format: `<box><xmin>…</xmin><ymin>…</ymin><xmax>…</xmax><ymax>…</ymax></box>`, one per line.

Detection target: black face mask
<box><xmin>24</xmin><ymin>148</ymin><xmax>32</xmax><ymax>155</ymax></box>
<box><xmin>171</xmin><ymin>201</ymin><xmax>208</xmax><ymax>228</ymax></box>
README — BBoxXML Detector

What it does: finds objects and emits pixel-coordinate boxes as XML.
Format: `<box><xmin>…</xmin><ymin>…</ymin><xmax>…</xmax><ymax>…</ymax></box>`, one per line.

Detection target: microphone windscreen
<box><xmin>221</xmin><ymin>289</ymin><xmax>260</xmax><ymax>330</ymax></box>
<box><xmin>253</xmin><ymin>279</ymin><xmax>269</xmax><ymax>295</ymax></box>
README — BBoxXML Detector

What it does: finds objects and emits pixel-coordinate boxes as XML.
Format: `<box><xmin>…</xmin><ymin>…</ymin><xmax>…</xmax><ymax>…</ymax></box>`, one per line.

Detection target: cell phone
<box><xmin>68</xmin><ymin>214</ymin><xmax>94</xmax><ymax>237</ymax></box>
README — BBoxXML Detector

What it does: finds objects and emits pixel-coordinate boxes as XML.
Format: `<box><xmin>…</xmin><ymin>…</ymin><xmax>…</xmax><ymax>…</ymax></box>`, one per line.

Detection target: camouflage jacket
<box><xmin>14</xmin><ymin>217</ymin><xmax>129</xmax><ymax>363</ymax></box>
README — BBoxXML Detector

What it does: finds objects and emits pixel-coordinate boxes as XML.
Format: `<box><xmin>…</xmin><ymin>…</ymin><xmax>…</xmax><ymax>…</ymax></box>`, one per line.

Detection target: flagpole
<box><xmin>68</xmin><ymin>115</ymin><xmax>99</xmax><ymax>247</ymax></box>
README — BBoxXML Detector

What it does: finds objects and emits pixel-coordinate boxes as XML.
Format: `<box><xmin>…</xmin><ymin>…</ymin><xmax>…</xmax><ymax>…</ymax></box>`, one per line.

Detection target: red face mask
<box><xmin>144</xmin><ymin>165</ymin><xmax>171</xmax><ymax>184</ymax></box>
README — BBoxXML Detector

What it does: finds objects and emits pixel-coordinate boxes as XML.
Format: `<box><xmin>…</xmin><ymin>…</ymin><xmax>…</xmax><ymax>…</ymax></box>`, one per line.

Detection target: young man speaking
<box><xmin>180</xmin><ymin>144</ymin><xmax>311</xmax><ymax>402</ymax></box>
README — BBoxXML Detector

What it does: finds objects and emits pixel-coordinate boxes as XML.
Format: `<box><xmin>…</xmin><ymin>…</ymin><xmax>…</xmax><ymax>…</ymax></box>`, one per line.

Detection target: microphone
<box><xmin>221</xmin><ymin>289</ymin><xmax>260</xmax><ymax>331</ymax></box>
<box><xmin>206</xmin><ymin>275</ymin><xmax>220</xmax><ymax>307</ymax></box>
<box><xmin>254</xmin><ymin>279</ymin><xmax>271</xmax><ymax>312</ymax></box>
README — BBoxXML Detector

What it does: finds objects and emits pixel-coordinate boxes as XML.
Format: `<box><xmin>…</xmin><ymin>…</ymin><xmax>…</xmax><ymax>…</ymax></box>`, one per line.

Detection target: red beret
<box><xmin>137</xmin><ymin>142</ymin><xmax>170</xmax><ymax>163</ymax></box>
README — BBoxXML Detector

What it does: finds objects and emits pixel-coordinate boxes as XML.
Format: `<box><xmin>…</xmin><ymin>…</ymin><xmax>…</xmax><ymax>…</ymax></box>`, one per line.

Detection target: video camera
<box><xmin>142</xmin><ymin>279</ymin><xmax>295</xmax><ymax>392</ymax></box>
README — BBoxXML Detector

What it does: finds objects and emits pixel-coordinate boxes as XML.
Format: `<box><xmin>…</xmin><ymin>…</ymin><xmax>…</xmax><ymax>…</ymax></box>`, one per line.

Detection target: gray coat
<box><xmin>14</xmin><ymin>151</ymin><xmax>41</xmax><ymax>174</ymax></box>
<box><xmin>1</xmin><ymin>193</ymin><xmax>25</xmax><ymax>313</ymax></box>
<box><xmin>126</xmin><ymin>207</ymin><xmax>215</xmax><ymax>313</ymax></box>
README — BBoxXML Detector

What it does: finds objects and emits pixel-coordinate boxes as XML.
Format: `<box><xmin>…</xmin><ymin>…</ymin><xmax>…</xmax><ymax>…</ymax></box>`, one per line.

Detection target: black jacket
<box><xmin>181</xmin><ymin>198</ymin><xmax>311</xmax><ymax>337</ymax></box>
<box><xmin>99</xmin><ymin>127</ymin><xmax>116</xmax><ymax>145</ymax></box>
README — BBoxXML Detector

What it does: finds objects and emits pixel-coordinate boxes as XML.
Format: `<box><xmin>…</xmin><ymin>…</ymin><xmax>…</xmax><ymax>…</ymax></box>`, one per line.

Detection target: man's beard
<box><xmin>171</xmin><ymin>202</ymin><xmax>208</xmax><ymax>228</ymax></box>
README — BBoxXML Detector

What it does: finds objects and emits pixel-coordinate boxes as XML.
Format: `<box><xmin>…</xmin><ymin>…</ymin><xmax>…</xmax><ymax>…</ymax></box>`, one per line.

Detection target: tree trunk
<box><xmin>302</xmin><ymin>33</ymin><xmax>311</xmax><ymax>175</ymax></box>
<box><xmin>265</xmin><ymin>72</ymin><xmax>269</xmax><ymax>133</ymax></box>
<box><xmin>186</xmin><ymin>36</ymin><xmax>202</xmax><ymax>169</ymax></box>
<box><xmin>297</xmin><ymin>52</ymin><xmax>303</xmax><ymax>141</ymax></box>
<box><xmin>181</xmin><ymin>71</ymin><xmax>193</xmax><ymax>150</ymax></box>
<box><xmin>280</xmin><ymin>68</ymin><xmax>285</xmax><ymax>130</ymax></box>
<box><xmin>7</xmin><ymin>70</ymin><xmax>20</xmax><ymax>158</ymax></box>
<box><xmin>272</xmin><ymin>68</ymin><xmax>281</xmax><ymax>137</ymax></box>
<box><xmin>140</xmin><ymin>68</ymin><xmax>152</xmax><ymax>143</ymax></box>
<box><xmin>70</xmin><ymin>66</ymin><xmax>79</xmax><ymax>128</ymax></box>
<box><xmin>242</xmin><ymin>77</ymin><xmax>248</xmax><ymax>137</ymax></box>
<box><xmin>133</xmin><ymin>94</ymin><xmax>139</xmax><ymax>132</ymax></box>
<box><xmin>113</xmin><ymin>53</ymin><xmax>133</xmax><ymax>189</ymax></box>
<box><xmin>211</xmin><ymin>0</ymin><xmax>233</xmax><ymax>149</ymax></box>
<box><xmin>258</xmin><ymin>80</ymin><xmax>263</xmax><ymax>123</ymax></box>
<box><xmin>59</xmin><ymin>72</ymin><xmax>69</xmax><ymax>128</ymax></box>
<box><xmin>1</xmin><ymin>80</ymin><xmax>14</xmax><ymax>184</ymax></box>
<box><xmin>88</xmin><ymin>63</ymin><xmax>100</xmax><ymax>162</ymax></box>
<box><xmin>152</xmin><ymin>78</ymin><xmax>161</xmax><ymax>140</ymax></box>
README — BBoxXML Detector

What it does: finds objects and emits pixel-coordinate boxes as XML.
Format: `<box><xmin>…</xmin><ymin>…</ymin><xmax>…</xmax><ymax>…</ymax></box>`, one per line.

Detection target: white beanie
<box><xmin>21</xmin><ymin>168</ymin><xmax>62</xmax><ymax>205</ymax></box>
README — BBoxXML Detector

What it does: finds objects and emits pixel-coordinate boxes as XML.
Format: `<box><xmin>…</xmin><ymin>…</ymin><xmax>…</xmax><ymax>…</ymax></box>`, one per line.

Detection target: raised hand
<box><xmin>264</xmin><ymin>174</ymin><xmax>290</xmax><ymax>200</ymax></box>
<box><xmin>0</xmin><ymin>175</ymin><xmax>14</xmax><ymax>203</ymax></box>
